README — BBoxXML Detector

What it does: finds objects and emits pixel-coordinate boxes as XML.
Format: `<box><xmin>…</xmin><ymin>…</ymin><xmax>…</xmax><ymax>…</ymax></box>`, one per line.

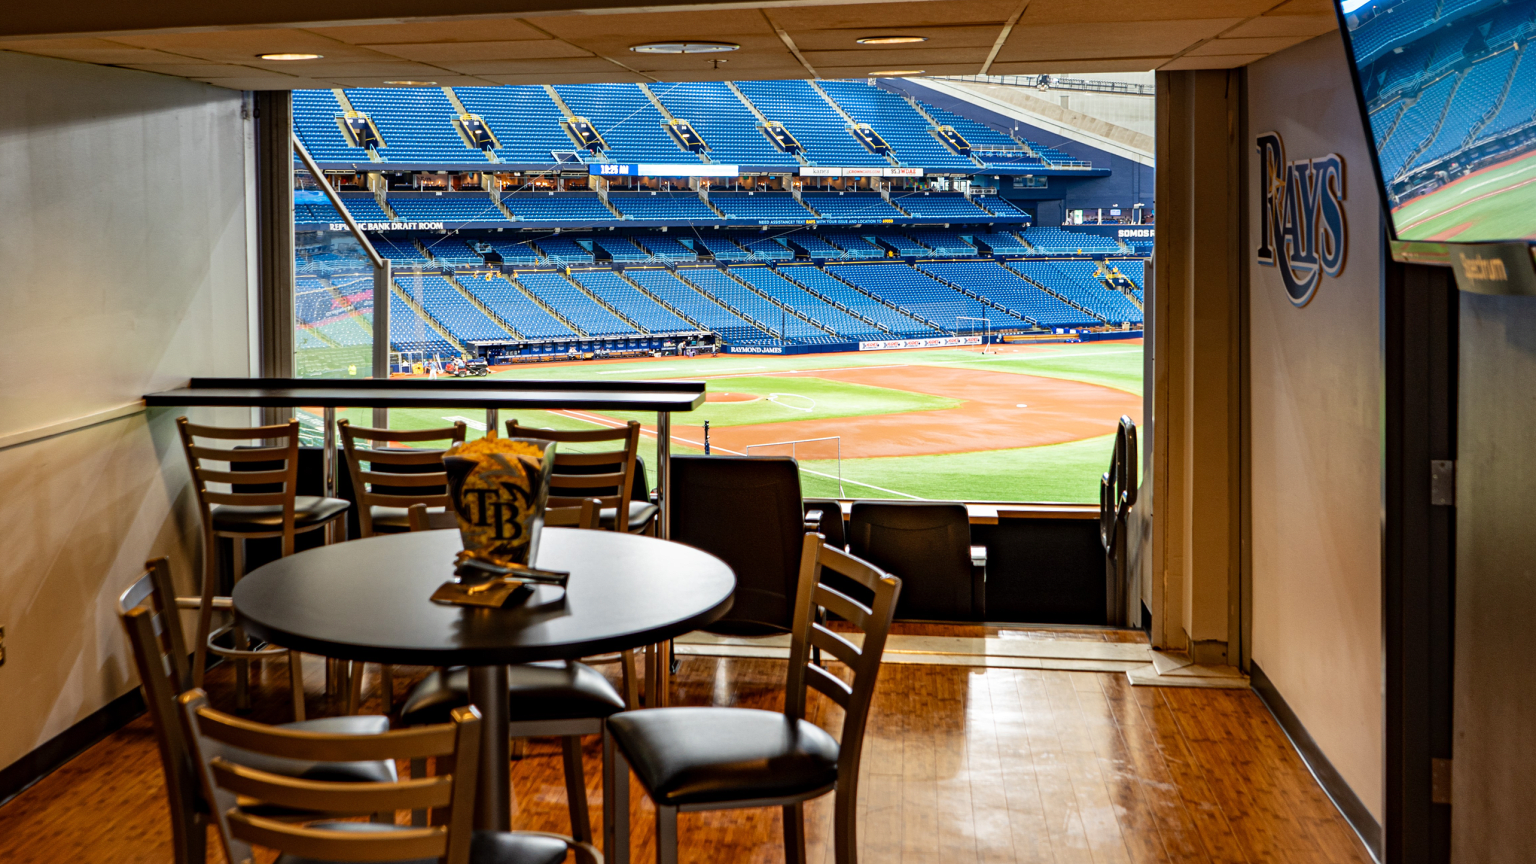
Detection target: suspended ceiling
<box><xmin>0</xmin><ymin>0</ymin><xmax>1339</xmax><ymax>89</ymax></box>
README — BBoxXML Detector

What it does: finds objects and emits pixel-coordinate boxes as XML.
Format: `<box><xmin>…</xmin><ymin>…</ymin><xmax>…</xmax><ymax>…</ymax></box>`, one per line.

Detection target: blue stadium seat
<box><xmin>554</xmin><ymin>84</ymin><xmax>699</xmax><ymax>164</ymax></box>
<box><xmin>974</xmin><ymin>232</ymin><xmax>1031</xmax><ymax>255</ymax></box>
<box><xmin>821</xmin><ymin>231</ymin><xmax>889</xmax><ymax>259</ymax></box>
<box><xmin>293</xmin><ymin>91</ymin><xmax>374</xmax><ymax>163</ymax></box>
<box><xmin>780</xmin><ymin>266</ymin><xmax>941</xmax><ymax>339</ymax></box>
<box><xmin>502</xmin><ymin>192</ymin><xmax>614</xmax><ymax>222</ymax></box>
<box><xmin>735</xmin><ymin>80</ymin><xmax>888</xmax><ymax>167</ymax></box>
<box><xmin>650</xmin><ymin>82</ymin><xmax>800</xmax><ymax>167</ymax></box>
<box><xmin>370</xmin><ymin>237</ymin><xmax>431</xmax><ymax>266</ymax></box>
<box><xmin>593</xmin><ymin>237</ymin><xmax>650</xmax><ymax>262</ymax></box>
<box><xmin>731</xmin><ymin>234</ymin><xmax>796</xmax><ymax>261</ymax></box>
<box><xmin>975</xmin><ymin>197</ymin><xmax>1030</xmax><ymax>219</ymax></box>
<box><xmin>907</xmin><ymin>231</ymin><xmax>978</xmax><ymax>256</ymax></box>
<box><xmin>482</xmin><ymin>240</ymin><xmax>544</xmax><ymax>266</ymax></box>
<box><xmin>345</xmin><ymin>89</ymin><xmax>486</xmax><ymax>164</ymax></box>
<box><xmin>691</xmin><ymin>234</ymin><xmax>752</xmax><ymax>261</ymax></box>
<box><xmin>784</xmin><ymin>232</ymin><xmax>846</xmax><ymax>259</ymax></box>
<box><xmin>462</xmin><ymin>274</ymin><xmax>575</xmax><ymax>339</ymax></box>
<box><xmin>1020</xmin><ymin>227</ymin><xmax>1123</xmax><ymax>255</ymax></box>
<box><xmin>627</xmin><ymin>267</ymin><xmax>765</xmax><ymax>342</ymax></box>
<box><xmin>453</xmin><ymin>86</ymin><xmax>577</xmax><ymax>166</ymax></box>
<box><xmin>386</xmin><ymin>194</ymin><xmax>509</xmax><ymax>224</ymax></box>
<box><xmin>816</xmin><ymin>80</ymin><xmax>978</xmax><ymax>171</ymax></box>
<box><xmin>608</xmin><ymin>191</ymin><xmax>721</xmax><ymax>222</ymax></box>
<box><xmin>828</xmin><ymin>262</ymin><xmax>1025</xmax><ymax>331</ymax></box>
<box><xmin>515</xmin><ymin>270</ymin><xmax>639</xmax><ymax>337</ymax></box>
<box><xmin>1410</xmin><ymin>49</ymin><xmax>1518</xmax><ymax>169</ymax></box>
<box><xmin>801</xmin><ymin>192</ymin><xmax>904</xmax><ymax>222</ymax></box>
<box><xmin>733</xmin><ymin>265</ymin><xmax>883</xmax><ymax>341</ymax></box>
<box><xmin>396</xmin><ymin>274</ymin><xmax>512</xmax><ymax>342</ymax></box>
<box><xmin>532</xmin><ymin>235</ymin><xmax>595</xmax><ymax>265</ymax></box>
<box><xmin>388</xmin><ymin>293</ymin><xmax>458</xmax><ymax>355</ymax></box>
<box><xmin>1006</xmin><ymin>261</ymin><xmax>1141</xmax><ymax>324</ymax></box>
<box><xmin>869</xmin><ymin>233</ymin><xmax>929</xmax><ymax>257</ymax></box>
<box><xmin>891</xmin><ymin>192</ymin><xmax>991</xmax><ymax>220</ymax></box>
<box><xmin>570</xmin><ymin>269</ymin><xmax>696</xmax><ymax>333</ymax></box>
<box><xmin>709</xmin><ymin>192</ymin><xmax>814</xmax><ymax>223</ymax></box>
<box><xmin>678</xmin><ymin>266</ymin><xmax>837</xmax><ymax>343</ymax></box>
<box><xmin>632</xmin><ymin>235</ymin><xmax>697</xmax><ymax>262</ymax></box>
<box><xmin>917</xmin><ymin>260</ymin><xmax>1099</xmax><ymax>328</ymax></box>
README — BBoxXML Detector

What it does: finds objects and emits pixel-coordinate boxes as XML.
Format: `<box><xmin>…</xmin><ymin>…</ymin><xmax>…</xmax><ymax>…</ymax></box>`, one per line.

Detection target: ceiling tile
<box><xmin>1186</xmin><ymin>34</ymin><xmax>1313</xmax><ymax>55</ymax></box>
<box><xmin>802</xmin><ymin>47</ymin><xmax>990</xmax><ymax>67</ymax></box>
<box><xmin>536</xmin><ymin>10</ymin><xmax>777</xmax><ymax>42</ymax></box>
<box><xmin>813</xmin><ymin>64</ymin><xmax>993</xmax><ymax>78</ymax></box>
<box><xmin>109</xmin><ymin>30</ymin><xmax>391</xmax><ymax>63</ymax></box>
<box><xmin>626</xmin><ymin>51</ymin><xmax>804</xmax><ymax>73</ymax></box>
<box><xmin>989</xmin><ymin>58</ymin><xmax>1169</xmax><ymax>74</ymax></box>
<box><xmin>363</xmin><ymin>40</ymin><xmax>590</xmax><ymax>63</ymax></box>
<box><xmin>193</xmin><ymin>76</ymin><xmax>323</xmax><ymax>91</ymax></box>
<box><xmin>0</xmin><ymin>39</ymin><xmax>199</xmax><ymax>65</ymax></box>
<box><xmin>1159</xmin><ymin>53</ymin><xmax>1267</xmax><ymax>69</ymax></box>
<box><xmin>998</xmin><ymin>19</ymin><xmax>1240</xmax><ymax>61</ymax></box>
<box><xmin>479</xmin><ymin>72</ymin><xmax>651</xmax><ymax>85</ymax></box>
<box><xmin>121</xmin><ymin>63</ymin><xmax>259</xmax><ymax>77</ymax></box>
<box><xmin>1226</xmin><ymin>13</ymin><xmax>1337</xmax><ymax>37</ymax></box>
<box><xmin>1021</xmin><ymin>0</ymin><xmax>1277</xmax><ymax>24</ymax></box>
<box><xmin>1263</xmin><ymin>0</ymin><xmax>1338</xmax><ymax>14</ymax></box>
<box><xmin>245</xmin><ymin>60</ymin><xmax>451</xmax><ymax>76</ymax></box>
<box><xmin>787</xmin><ymin>25</ymin><xmax>1002</xmax><ymax>52</ymax></box>
<box><xmin>768</xmin><ymin>0</ymin><xmax>1019</xmax><ymax>30</ymax></box>
<box><xmin>431</xmin><ymin>56</ymin><xmax>627</xmax><ymax>75</ymax></box>
<box><xmin>325</xmin><ymin>75</ymin><xmax>502</xmax><ymax>87</ymax></box>
<box><xmin>304</xmin><ymin>18</ymin><xmax>549</xmax><ymax>44</ymax></box>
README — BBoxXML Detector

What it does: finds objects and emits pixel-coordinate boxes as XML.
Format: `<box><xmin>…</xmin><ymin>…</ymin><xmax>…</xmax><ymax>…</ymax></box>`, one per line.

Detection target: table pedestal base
<box><xmin>469</xmin><ymin>664</ymin><xmax>511</xmax><ymax>831</ymax></box>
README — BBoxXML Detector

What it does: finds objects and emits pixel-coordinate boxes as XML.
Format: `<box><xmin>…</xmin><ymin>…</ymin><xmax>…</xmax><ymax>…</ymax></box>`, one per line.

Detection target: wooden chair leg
<box><xmin>655</xmin><ymin>804</ymin><xmax>678</xmax><ymax>864</ymax></box>
<box><xmin>231</xmin><ymin>538</ymin><xmax>249</xmax><ymax>710</ymax></box>
<box><xmin>620</xmin><ymin>650</ymin><xmax>639</xmax><ymax>710</ymax></box>
<box><xmin>560</xmin><ymin>736</ymin><xmax>593</xmax><ymax>844</ymax></box>
<box><xmin>603</xmin><ymin>730</ymin><xmax>629</xmax><ymax>864</ymax></box>
<box><xmin>346</xmin><ymin>660</ymin><xmax>364</xmax><ymax>715</ymax></box>
<box><xmin>784</xmin><ymin>801</ymin><xmax>807</xmax><ymax>864</ymax></box>
<box><xmin>381</xmin><ymin>664</ymin><xmax>395</xmax><ymax>713</ymax></box>
<box><xmin>191</xmin><ymin>537</ymin><xmax>221</xmax><ymax>688</ymax></box>
<box><xmin>288</xmin><ymin>650</ymin><xmax>306</xmax><ymax>721</ymax></box>
<box><xmin>834</xmin><ymin>784</ymin><xmax>858</xmax><ymax>864</ymax></box>
<box><xmin>510</xmin><ymin>737</ymin><xmax>527</xmax><ymax>759</ymax></box>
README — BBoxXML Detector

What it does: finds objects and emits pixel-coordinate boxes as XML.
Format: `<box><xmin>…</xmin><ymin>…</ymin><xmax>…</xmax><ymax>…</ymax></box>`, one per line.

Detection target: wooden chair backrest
<box><xmin>177</xmin><ymin>417</ymin><xmax>302</xmax><ymax>554</ymax></box>
<box><xmin>408</xmin><ymin>499</ymin><xmax>602</xmax><ymax>532</ymax></box>
<box><xmin>118</xmin><ymin>558</ymin><xmax>199</xmax><ymax>859</ymax></box>
<box><xmin>178</xmin><ymin>689</ymin><xmax>482</xmax><ymax>864</ymax></box>
<box><xmin>339</xmin><ymin>420</ymin><xmax>467</xmax><ymax>537</ymax></box>
<box><xmin>505</xmin><ymin>419</ymin><xmax>641</xmax><ymax>528</ymax></box>
<box><xmin>785</xmin><ymin>535</ymin><xmax>902</xmax><ymax>796</ymax></box>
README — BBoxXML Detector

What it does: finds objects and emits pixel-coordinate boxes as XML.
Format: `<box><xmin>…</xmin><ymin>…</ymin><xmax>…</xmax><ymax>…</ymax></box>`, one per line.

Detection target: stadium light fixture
<box><xmin>868</xmin><ymin>70</ymin><xmax>925</xmax><ymax>77</ymax></box>
<box><xmin>856</xmin><ymin>36</ymin><xmax>928</xmax><ymax>44</ymax></box>
<box><xmin>257</xmin><ymin>53</ymin><xmax>322</xmax><ymax>60</ymax></box>
<box><xmin>630</xmin><ymin>41</ymin><xmax>739</xmax><ymax>54</ymax></box>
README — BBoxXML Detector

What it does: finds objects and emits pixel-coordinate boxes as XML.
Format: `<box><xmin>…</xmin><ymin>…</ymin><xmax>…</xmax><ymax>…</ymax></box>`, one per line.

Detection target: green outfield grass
<box><xmin>1394</xmin><ymin>149</ymin><xmax>1536</xmax><ymax>241</ymax></box>
<box><xmin>314</xmin><ymin>341</ymin><xmax>1142</xmax><ymax>503</ymax></box>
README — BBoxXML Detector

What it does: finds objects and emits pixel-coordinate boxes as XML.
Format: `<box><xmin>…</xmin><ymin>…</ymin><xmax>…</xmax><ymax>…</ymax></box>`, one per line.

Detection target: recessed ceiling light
<box><xmin>384</xmin><ymin>80</ymin><xmax>438</xmax><ymax>86</ymax></box>
<box><xmin>630</xmin><ymin>41</ymin><xmax>740</xmax><ymax>54</ymax></box>
<box><xmin>856</xmin><ymin>36</ymin><xmax>928</xmax><ymax>45</ymax></box>
<box><xmin>257</xmin><ymin>53</ymin><xmax>322</xmax><ymax>61</ymax></box>
<box><xmin>868</xmin><ymin>70</ymin><xmax>925</xmax><ymax>77</ymax></box>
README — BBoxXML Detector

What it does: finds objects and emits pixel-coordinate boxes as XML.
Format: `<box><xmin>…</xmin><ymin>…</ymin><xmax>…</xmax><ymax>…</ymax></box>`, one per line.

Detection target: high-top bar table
<box><xmin>143</xmin><ymin>377</ymin><xmax>706</xmax><ymax>539</ymax></box>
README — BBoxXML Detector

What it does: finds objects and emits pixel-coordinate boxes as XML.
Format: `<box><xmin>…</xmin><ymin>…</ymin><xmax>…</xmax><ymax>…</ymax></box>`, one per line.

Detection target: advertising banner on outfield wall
<box><xmin>858</xmin><ymin>336</ymin><xmax>982</xmax><ymax>351</ymax></box>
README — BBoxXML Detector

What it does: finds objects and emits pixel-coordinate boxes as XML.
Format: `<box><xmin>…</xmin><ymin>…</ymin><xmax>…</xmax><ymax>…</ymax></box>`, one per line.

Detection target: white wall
<box><xmin>0</xmin><ymin>50</ymin><xmax>253</xmax><ymax>773</ymax></box>
<box><xmin>1247</xmin><ymin>33</ymin><xmax>1384</xmax><ymax>822</ymax></box>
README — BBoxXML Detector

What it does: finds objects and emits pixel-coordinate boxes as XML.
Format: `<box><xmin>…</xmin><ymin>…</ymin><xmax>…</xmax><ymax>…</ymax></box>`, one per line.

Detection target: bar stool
<box><xmin>177</xmin><ymin>417</ymin><xmax>350</xmax><ymax>720</ymax></box>
<box><xmin>339</xmin><ymin>419</ymin><xmax>466</xmax><ymax>711</ymax></box>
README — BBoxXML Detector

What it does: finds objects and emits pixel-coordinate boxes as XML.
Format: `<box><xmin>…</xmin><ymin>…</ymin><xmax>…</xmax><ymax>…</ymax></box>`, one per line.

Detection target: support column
<box><xmin>255</xmin><ymin>90</ymin><xmax>293</xmax><ymax>425</ymax></box>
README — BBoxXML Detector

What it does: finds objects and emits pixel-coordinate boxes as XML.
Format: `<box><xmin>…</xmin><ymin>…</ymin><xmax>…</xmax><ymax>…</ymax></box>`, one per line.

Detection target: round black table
<box><xmin>233</xmin><ymin>527</ymin><xmax>735</xmax><ymax>830</ymax></box>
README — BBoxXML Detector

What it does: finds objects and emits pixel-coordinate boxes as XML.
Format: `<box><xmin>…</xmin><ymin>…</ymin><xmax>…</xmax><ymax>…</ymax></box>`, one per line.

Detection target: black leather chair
<box><xmin>670</xmin><ymin>456</ymin><xmax>807</xmax><ymax>635</ymax></box>
<box><xmin>848</xmin><ymin>501</ymin><xmax>985</xmax><ymax>622</ymax></box>
<box><xmin>803</xmin><ymin>498</ymin><xmax>847</xmax><ymax>550</ymax></box>
<box><xmin>603</xmin><ymin>534</ymin><xmax>902</xmax><ymax>864</ymax></box>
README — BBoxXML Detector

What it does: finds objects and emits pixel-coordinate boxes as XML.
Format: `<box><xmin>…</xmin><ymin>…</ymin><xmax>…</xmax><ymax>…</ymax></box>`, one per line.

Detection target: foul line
<box><xmin>1399</xmin><ymin>174</ymin><xmax>1536</xmax><ymax>233</ymax></box>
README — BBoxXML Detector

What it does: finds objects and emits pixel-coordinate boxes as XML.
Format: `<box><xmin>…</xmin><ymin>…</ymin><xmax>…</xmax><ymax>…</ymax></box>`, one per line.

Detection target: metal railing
<box><xmin>933</xmin><ymin>74</ymin><xmax>1155</xmax><ymax>97</ymax></box>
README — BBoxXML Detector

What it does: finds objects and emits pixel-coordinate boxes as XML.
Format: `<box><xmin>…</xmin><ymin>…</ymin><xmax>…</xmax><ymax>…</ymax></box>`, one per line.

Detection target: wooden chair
<box><xmin>339</xmin><ymin>420</ymin><xmax>466</xmax><ymax>711</ymax></box>
<box><xmin>177</xmin><ymin>417</ymin><xmax>350</xmax><ymax>719</ymax></box>
<box><xmin>177</xmin><ymin>691</ymin><xmax>601</xmax><ymax>864</ymax></box>
<box><xmin>603</xmin><ymin>534</ymin><xmax>902</xmax><ymax>864</ymax></box>
<box><xmin>119</xmin><ymin>558</ymin><xmax>395</xmax><ymax>864</ymax></box>
<box><xmin>398</xmin><ymin>498</ymin><xmax>633</xmax><ymax>846</ymax></box>
<box><xmin>504</xmin><ymin>419</ymin><xmax>655</xmax><ymax>535</ymax></box>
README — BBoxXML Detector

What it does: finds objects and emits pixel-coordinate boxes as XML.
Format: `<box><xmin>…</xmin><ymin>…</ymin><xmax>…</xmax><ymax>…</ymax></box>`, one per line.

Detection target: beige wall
<box><xmin>0</xmin><ymin>50</ymin><xmax>254</xmax><ymax>773</ymax></box>
<box><xmin>1246</xmin><ymin>32</ymin><xmax>1384</xmax><ymax>822</ymax></box>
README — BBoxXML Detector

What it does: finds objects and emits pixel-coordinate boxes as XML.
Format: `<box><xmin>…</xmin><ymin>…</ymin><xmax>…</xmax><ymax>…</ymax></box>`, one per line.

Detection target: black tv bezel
<box><xmin>1332</xmin><ymin>0</ymin><xmax>1405</xmax><ymax>243</ymax></box>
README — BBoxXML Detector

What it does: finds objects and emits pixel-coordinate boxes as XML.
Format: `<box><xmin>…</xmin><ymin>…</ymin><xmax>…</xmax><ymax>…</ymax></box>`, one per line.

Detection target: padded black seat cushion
<box><xmin>367</xmin><ymin>504</ymin><xmax>452</xmax><ymax>533</ymax></box>
<box><xmin>399</xmin><ymin>661</ymin><xmax>627</xmax><ymax>728</ymax></box>
<box><xmin>599</xmin><ymin>500</ymin><xmax>660</xmax><ymax>533</ymax></box>
<box><xmin>212</xmin><ymin>496</ymin><xmax>350</xmax><ymax>534</ymax></box>
<box><xmin>232</xmin><ymin>715</ymin><xmax>397</xmax><ymax>785</ymax></box>
<box><xmin>607</xmin><ymin>707</ymin><xmax>839</xmax><ymax>807</ymax></box>
<box><xmin>275</xmin><ymin>825</ymin><xmax>569</xmax><ymax>864</ymax></box>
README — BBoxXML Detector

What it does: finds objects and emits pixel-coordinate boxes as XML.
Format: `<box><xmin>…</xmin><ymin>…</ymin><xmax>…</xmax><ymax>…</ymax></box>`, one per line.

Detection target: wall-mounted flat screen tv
<box><xmin>1339</xmin><ymin>0</ymin><xmax>1536</xmax><ymax>242</ymax></box>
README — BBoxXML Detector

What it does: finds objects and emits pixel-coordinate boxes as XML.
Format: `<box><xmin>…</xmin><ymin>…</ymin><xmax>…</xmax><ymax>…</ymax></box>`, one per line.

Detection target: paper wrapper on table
<box><xmin>442</xmin><ymin>437</ymin><xmax>557</xmax><ymax>570</ymax></box>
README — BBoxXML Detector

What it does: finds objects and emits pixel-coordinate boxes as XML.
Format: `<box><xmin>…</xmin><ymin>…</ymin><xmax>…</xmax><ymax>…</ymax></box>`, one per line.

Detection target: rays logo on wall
<box><xmin>1256</xmin><ymin>132</ymin><xmax>1347</xmax><ymax>307</ymax></box>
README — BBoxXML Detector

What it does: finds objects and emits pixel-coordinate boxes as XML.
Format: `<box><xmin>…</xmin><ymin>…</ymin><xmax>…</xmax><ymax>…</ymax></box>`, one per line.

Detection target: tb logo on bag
<box><xmin>1256</xmin><ymin>131</ymin><xmax>1347</xmax><ymax>307</ymax></box>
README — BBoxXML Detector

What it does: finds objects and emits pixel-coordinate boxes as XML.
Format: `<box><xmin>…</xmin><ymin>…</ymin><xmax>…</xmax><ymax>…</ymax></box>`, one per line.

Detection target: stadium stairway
<box><xmin>560</xmin><ymin>269</ymin><xmax>651</xmax><ymax>333</ymax></box>
<box><xmin>508</xmin><ymin>272</ymin><xmax>592</xmax><ymax>336</ymax></box>
<box><xmin>389</xmin><ymin>279</ymin><xmax>468</xmax><ymax>354</ymax></box>
<box><xmin>444</xmin><ymin>271</ymin><xmax>524</xmax><ymax>338</ymax></box>
<box><xmin>1000</xmin><ymin>261</ymin><xmax>1111</xmax><ymax>324</ymax></box>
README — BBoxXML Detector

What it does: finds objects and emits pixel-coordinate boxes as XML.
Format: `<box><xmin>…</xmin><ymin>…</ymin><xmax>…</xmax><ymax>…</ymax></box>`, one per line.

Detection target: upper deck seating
<box><xmin>892</xmin><ymin>193</ymin><xmax>991</xmax><ymax>220</ymax></box>
<box><xmin>554</xmin><ymin>83</ymin><xmax>698</xmax><ymax>164</ymax></box>
<box><xmin>501</xmin><ymin>192</ymin><xmax>613</xmax><ymax>222</ymax></box>
<box><xmin>608</xmin><ymin>191</ymin><xmax>720</xmax><ymax>222</ymax></box>
<box><xmin>293</xmin><ymin>90</ymin><xmax>373</xmax><ymax>162</ymax></box>
<box><xmin>345</xmin><ymin>89</ymin><xmax>485</xmax><ymax>164</ymax></box>
<box><xmin>801</xmin><ymin>192</ymin><xmax>904</xmax><ymax>222</ymax></box>
<box><xmin>816</xmin><ymin>80</ymin><xmax>978</xmax><ymax>171</ymax></box>
<box><xmin>735</xmin><ymin>80</ymin><xmax>889</xmax><ymax>167</ymax></box>
<box><xmin>388</xmin><ymin>194</ymin><xmax>508</xmax><ymax>224</ymax></box>
<box><xmin>453</xmin><ymin>86</ymin><xmax>577</xmax><ymax>165</ymax></box>
<box><xmin>650</xmin><ymin>82</ymin><xmax>800</xmax><ymax>167</ymax></box>
<box><xmin>710</xmin><ymin>192</ymin><xmax>814</xmax><ymax>222</ymax></box>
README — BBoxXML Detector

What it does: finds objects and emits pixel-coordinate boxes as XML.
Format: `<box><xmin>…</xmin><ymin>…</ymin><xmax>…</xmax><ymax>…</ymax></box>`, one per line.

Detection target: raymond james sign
<box><xmin>1256</xmin><ymin>131</ymin><xmax>1347</xmax><ymax>307</ymax></box>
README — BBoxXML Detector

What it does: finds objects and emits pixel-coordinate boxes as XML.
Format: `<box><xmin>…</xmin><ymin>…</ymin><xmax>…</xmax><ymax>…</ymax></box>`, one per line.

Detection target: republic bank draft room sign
<box><xmin>1256</xmin><ymin>131</ymin><xmax>1347</xmax><ymax>307</ymax></box>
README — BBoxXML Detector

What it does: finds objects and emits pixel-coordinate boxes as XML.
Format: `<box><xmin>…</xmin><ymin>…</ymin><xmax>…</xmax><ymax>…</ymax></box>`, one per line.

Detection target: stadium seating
<box><xmin>296</xmin><ymin>278</ymin><xmax>338</xmax><ymax>324</ymax></box>
<box><xmin>1475</xmin><ymin>47</ymin><xmax>1536</xmax><ymax>144</ymax></box>
<box><xmin>608</xmin><ymin>191</ymin><xmax>720</xmax><ymax>222</ymax></box>
<box><xmin>822</xmin><ymin>231</ymin><xmax>889</xmax><ymax>259</ymax></box>
<box><xmin>691</xmin><ymin>233</ymin><xmax>752</xmax><ymax>261</ymax></box>
<box><xmin>554</xmin><ymin>84</ymin><xmax>698</xmax><ymax>164</ymax></box>
<box><xmin>515</xmin><ymin>270</ymin><xmax>638</xmax><ymax>336</ymax></box>
<box><xmin>735</xmin><ymin>80</ymin><xmax>889</xmax><ymax>167</ymax></box>
<box><xmin>632</xmin><ymin>235</ymin><xmax>697</xmax><ymax>261</ymax></box>
<box><xmin>345</xmin><ymin>89</ymin><xmax>484</xmax><ymax>164</ymax></box>
<box><xmin>387</xmin><ymin>194</ymin><xmax>508</xmax><ymax>224</ymax></box>
<box><xmin>1007</xmin><ymin>261</ymin><xmax>1140</xmax><ymax>324</ymax></box>
<box><xmin>1021</xmin><ymin>227</ymin><xmax>1123</xmax><ymax>254</ymax></box>
<box><xmin>709</xmin><ymin>191</ymin><xmax>814</xmax><ymax>222</ymax></box>
<box><xmin>731</xmin><ymin>234</ymin><xmax>796</xmax><ymax>261</ymax></box>
<box><xmin>918</xmin><ymin>103</ymin><xmax>1048</xmax><ymax>169</ymax></box>
<box><xmin>462</xmin><ymin>275</ymin><xmax>575</xmax><ymax>340</ymax></box>
<box><xmin>975</xmin><ymin>196</ymin><xmax>1030</xmax><ymax>219</ymax></box>
<box><xmin>293</xmin><ymin>90</ymin><xmax>374</xmax><ymax>163</ymax></box>
<box><xmin>1108</xmin><ymin>259</ymin><xmax>1145</xmax><ymax>291</ymax></box>
<box><xmin>974</xmin><ymin>231</ymin><xmax>1031</xmax><ymax>255</ymax></box>
<box><xmin>453</xmin><ymin>86</ymin><xmax>577</xmax><ymax>165</ymax></box>
<box><xmin>918</xmin><ymin>260</ymin><xmax>1099</xmax><ymax>328</ymax></box>
<box><xmin>830</xmin><ymin>262</ymin><xmax>1026</xmax><ymax>331</ymax></box>
<box><xmin>778</xmin><ymin>266</ymin><xmax>943</xmax><ymax>338</ymax></box>
<box><xmin>388</xmin><ymin>293</ymin><xmax>458</xmax><ymax>355</ymax></box>
<box><xmin>871</xmin><ymin>233</ymin><xmax>929</xmax><ymax>257</ymax></box>
<box><xmin>396</xmin><ymin>275</ymin><xmax>512</xmax><ymax>342</ymax></box>
<box><xmin>892</xmin><ymin>192</ymin><xmax>991</xmax><ymax>220</ymax></box>
<box><xmin>732</xmin><ymin>265</ymin><xmax>884</xmax><ymax>341</ymax></box>
<box><xmin>907</xmin><ymin>231</ymin><xmax>978</xmax><ymax>256</ymax></box>
<box><xmin>533</xmin><ymin>235</ymin><xmax>594</xmax><ymax>265</ymax></box>
<box><xmin>649</xmin><ymin>82</ymin><xmax>800</xmax><ymax>167</ymax></box>
<box><xmin>677</xmin><ymin>266</ymin><xmax>837</xmax><ymax>343</ymax></box>
<box><xmin>626</xmin><ymin>268</ymin><xmax>764</xmax><ymax>342</ymax></box>
<box><xmin>1375</xmin><ymin>73</ymin><xmax>1458</xmax><ymax>177</ymax></box>
<box><xmin>800</xmin><ymin>192</ymin><xmax>904</xmax><ymax>222</ymax></box>
<box><xmin>1410</xmin><ymin>49</ymin><xmax>1518</xmax><ymax>169</ymax></box>
<box><xmin>370</xmin><ymin>237</ymin><xmax>431</xmax><ymax>266</ymax></box>
<box><xmin>1349</xmin><ymin>0</ymin><xmax>1441</xmax><ymax>62</ymax></box>
<box><xmin>482</xmin><ymin>239</ymin><xmax>544</xmax><ymax>266</ymax></box>
<box><xmin>784</xmin><ymin>233</ymin><xmax>846</xmax><ymax>258</ymax></box>
<box><xmin>501</xmin><ymin>191</ymin><xmax>614</xmax><ymax>221</ymax></box>
<box><xmin>593</xmin><ymin>237</ymin><xmax>650</xmax><ymax>262</ymax></box>
<box><xmin>570</xmin><ymin>268</ymin><xmax>697</xmax><ymax>333</ymax></box>
<box><xmin>418</xmin><ymin>239</ymin><xmax>485</xmax><ymax>266</ymax></box>
<box><xmin>816</xmin><ymin>80</ymin><xmax>978</xmax><ymax>171</ymax></box>
<box><xmin>300</xmin><ymin>195</ymin><xmax>391</xmax><ymax>224</ymax></box>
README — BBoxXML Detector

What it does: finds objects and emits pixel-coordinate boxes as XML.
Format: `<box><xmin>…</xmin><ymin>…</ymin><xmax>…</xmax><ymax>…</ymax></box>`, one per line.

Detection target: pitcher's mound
<box><xmin>706</xmin><ymin>392</ymin><xmax>760</xmax><ymax>403</ymax></box>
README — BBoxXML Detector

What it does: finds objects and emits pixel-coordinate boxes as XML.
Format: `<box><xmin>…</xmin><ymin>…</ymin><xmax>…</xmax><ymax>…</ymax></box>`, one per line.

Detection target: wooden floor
<box><xmin>0</xmin><ymin>627</ymin><xmax>1373</xmax><ymax>864</ymax></box>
